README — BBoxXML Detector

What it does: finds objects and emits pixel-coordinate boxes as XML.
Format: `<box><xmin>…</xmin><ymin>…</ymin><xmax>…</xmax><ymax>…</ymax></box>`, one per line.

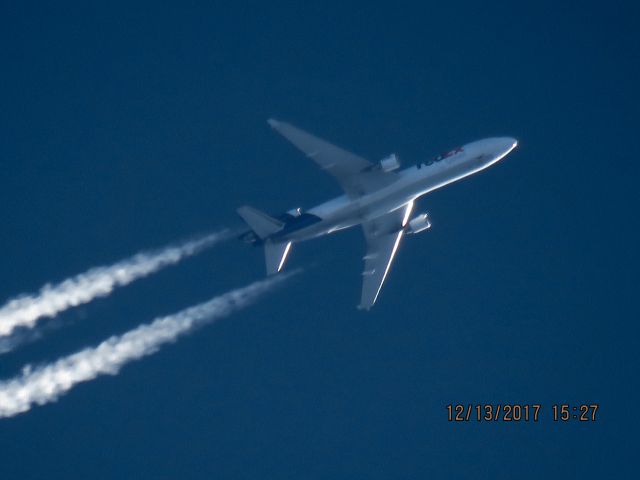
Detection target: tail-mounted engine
<box><xmin>405</xmin><ymin>213</ymin><xmax>432</xmax><ymax>234</ymax></box>
<box><xmin>286</xmin><ymin>207</ymin><xmax>302</xmax><ymax>217</ymax></box>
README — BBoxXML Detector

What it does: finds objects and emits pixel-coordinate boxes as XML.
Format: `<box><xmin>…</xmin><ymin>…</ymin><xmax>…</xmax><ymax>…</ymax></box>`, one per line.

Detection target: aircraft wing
<box><xmin>268</xmin><ymin>119</ymin><xmax>398</xmax><ymax>198</ymax></box>
<box><xmin>358</xmin><ymin>202</ymin><xmax>414</xmax><ymax>310</ymax></box>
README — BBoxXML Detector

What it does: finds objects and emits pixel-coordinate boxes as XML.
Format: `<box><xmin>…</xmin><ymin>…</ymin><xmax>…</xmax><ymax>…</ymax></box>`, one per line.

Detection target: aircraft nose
<box><xmin>489</xmin><ymin>137</ymin><xmax>517</xmax><ymax>162</ymax></box>
<box><xmin>496</xmin><ymin>137</ymin><xmax>518</xmax><ymax>153</ymax></box>
<box><xmin>462</xmin><ymin>137</ymin><xmax>517</xmax><ymax>166</ymax></box>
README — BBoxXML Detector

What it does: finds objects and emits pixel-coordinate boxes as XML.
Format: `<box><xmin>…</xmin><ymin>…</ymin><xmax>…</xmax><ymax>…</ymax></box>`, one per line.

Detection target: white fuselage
<box><xmin>279</xmin><ymin>137</ymin><xmax>517</xmax><ymax>242</ymax></box>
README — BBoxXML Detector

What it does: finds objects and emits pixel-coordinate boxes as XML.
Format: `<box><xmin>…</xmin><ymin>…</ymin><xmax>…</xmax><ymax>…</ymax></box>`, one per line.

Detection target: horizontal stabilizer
<box><xmin>265</xmin><ymin>241</ymin><xmax>293</xmax><ymax>275</ymax></box>
<box><xmin>237</xmin><ymin>206</ymin><xmax>284</xmax><ymax>239</ymax></box>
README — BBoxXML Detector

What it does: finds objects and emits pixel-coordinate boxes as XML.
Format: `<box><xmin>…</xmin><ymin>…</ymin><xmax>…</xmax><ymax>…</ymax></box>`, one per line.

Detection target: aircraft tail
<box><xmin>236</xmin><ymin>206</ymin><xmax>284</xmax><ymax>239</ymax></box>
<box><xmin>236</xmin><ymin>206</ymin><xmax>293</xmax><ymax>275</ymax></box>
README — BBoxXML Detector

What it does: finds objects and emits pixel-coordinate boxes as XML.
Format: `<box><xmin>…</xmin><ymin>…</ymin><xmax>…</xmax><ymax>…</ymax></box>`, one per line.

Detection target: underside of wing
<box><xmin>359</xmin><ymin>202</ymin><xmax>414</xmax><ymax>310</ymax></box>
<box><xmin>268</xmin><ymin>119</ymin><xmax>398</xmax><ymax>197</ymax></box>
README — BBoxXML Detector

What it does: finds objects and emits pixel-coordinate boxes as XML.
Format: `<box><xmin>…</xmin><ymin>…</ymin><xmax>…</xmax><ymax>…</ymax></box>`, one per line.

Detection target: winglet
<box><xmin>267</xmin><ymin>118</ymin><xmax>281</xmax><ymax>128</ymax></box>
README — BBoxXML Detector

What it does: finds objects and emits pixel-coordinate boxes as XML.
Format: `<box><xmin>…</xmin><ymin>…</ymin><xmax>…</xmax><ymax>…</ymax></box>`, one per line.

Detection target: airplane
<box><xmin>237</xmin><ymin>119</ymin><xmax>517</xmax><ymax>310</ymax></box>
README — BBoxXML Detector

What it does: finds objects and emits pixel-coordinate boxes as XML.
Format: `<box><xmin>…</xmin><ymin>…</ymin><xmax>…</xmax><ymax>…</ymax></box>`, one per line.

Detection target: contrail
<box><xmin>0</xmin><ymin>273</ymin><xmax>293</xmax><ymax>418</ymax></box>
<box><xmin>0</xmin><ymin>324</ymin><xmax>50</xmax><ymax>354</ymax></box>
<box><xmin>0</xmin><ymin>231</ymin><xmax>230</xmax><ymax>339</ymax></box>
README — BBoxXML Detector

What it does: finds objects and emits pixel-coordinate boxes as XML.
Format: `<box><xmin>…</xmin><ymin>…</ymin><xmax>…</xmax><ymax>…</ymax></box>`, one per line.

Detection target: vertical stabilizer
<box><xmin>264</xmin><ymin>241</ymin><xmax>293</xmax><ymax>275</ymax></box>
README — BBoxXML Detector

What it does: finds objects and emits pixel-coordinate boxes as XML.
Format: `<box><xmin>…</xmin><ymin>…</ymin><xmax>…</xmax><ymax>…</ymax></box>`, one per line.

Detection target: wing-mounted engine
<box><xmin>405</xmin><ymin>213</ymin><xmax>431</xmax><ymax>234</ymax></box>
<box><xmin>379</xmin><ymin>153</ymin><xmax>400</xmax><ymax>172</ymax></box>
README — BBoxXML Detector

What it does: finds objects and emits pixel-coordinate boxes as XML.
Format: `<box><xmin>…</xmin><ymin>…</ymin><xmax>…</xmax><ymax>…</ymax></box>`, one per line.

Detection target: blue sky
<box><xmin>0</xmin><ymin>2</ymin><xmax>638</xmax><ymax>478</ymax></box>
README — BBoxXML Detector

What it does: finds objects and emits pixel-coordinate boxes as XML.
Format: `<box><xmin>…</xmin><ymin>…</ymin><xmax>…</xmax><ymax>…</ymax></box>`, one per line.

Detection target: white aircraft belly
<box><xmin>284</xmin><ymin>152</ymin><xmax>493</xmax><ymax>243</ymax></box>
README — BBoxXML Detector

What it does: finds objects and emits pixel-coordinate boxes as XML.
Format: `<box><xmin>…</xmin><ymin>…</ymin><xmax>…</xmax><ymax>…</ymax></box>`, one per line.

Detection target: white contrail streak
<box><xmin>0</xmin><ymin>274</ymin><xmax>292</xmax><ymax>418</ymax></box>
<box><xmin>0</xmin><ymin>325</ymin><xmax>48</xmax><ymax>354</ymax></box>
<box><xmin>0</xmin><ymin>231</ymin><xmax>230</xmax><ymax>338</ymax></box>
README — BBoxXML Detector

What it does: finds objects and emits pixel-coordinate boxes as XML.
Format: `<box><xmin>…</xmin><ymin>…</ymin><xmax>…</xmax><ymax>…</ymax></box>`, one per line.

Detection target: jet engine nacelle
<box><xmin>405</xmin><ymin>213</ymin><xmax>431</xmax><ymax>234</ymax></box>
<box><xmin>379</xmin><ymin>153</ymin><xmax>400</xmax><ymax>172</ymax></box>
